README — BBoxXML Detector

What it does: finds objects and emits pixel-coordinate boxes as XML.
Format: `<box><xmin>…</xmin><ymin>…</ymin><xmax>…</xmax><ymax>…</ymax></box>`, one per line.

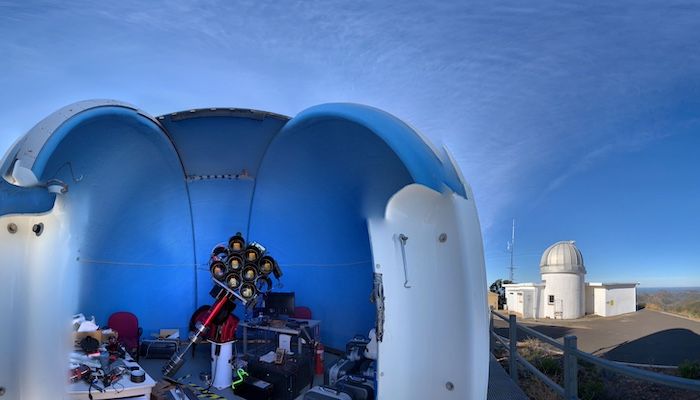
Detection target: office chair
<box><xmin>292</xmin><ymin>306</ymin><xmax>312</xmax><ymax>320</ymax></box>
<box><xmin>107</xmin><ymin>311</ymin><xmax>142</xmax><ymax>361</ymax></box>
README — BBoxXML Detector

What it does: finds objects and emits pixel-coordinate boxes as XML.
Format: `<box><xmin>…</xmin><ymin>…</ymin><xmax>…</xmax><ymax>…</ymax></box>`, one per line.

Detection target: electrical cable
<box><xmin>206</xmin><ymin>343</ymin><xmax>219</xmax><ymax>391</ymax></box>
<box><xmin>231</xmin><ymin>368</ymin><xmax>249</xmax><ymax>390</ymax></box>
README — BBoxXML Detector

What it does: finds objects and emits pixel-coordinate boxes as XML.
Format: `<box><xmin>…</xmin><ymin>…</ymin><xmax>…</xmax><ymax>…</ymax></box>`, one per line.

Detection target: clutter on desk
<box><xmin>71</xmin><ymin>313</ymin><xmax>119</xmax><ymax>346</ymax></box>
<box><xmin>259</xmin><ymin>350</ymin><xmax>277</xmax><ymax>363</ymax></box>
<box><xmin>73</xmin><ymin>313</ymin><xmax>97</xmax><ymax>331</ymax></box>
<box><xmin>274</xmin><ymin>347</ymin><xmax>287</xmax><ymax>364</ymax></box>
<box><xmin>130</xmin><ymin>368</ymin><xmax>146</xmax><ymax>383</ymax></box>
<box><xmin>68</xmin><ymin>312</ymin><xmax>151</xmax><ymax>397</ymax></box>
<box><xmin>68</xmin><ymin>347</ymin><xmax>144</xmax><ymax>396</ymax></box>
<box><xmin>279</xmin><ymin>333</ymin><xmax>292</xmax><ymax>353</ymax></box>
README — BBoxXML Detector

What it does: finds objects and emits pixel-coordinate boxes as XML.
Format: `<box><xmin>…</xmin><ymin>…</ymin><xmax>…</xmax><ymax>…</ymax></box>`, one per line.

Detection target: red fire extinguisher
<box><xmin>315</xmin><ymin>342</ymin><xmax>325</xmax><ymax>375</ymax></box>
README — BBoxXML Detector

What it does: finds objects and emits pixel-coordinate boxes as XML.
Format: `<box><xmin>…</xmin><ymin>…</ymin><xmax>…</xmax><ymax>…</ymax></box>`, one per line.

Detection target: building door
<box><xmin>554</xmin><ymin>299</ymin><xmax>564</xmax><ymax>319</ymax></box>
<box><xmin>523</xmin><ymin>291</ymin><xmax>534</xmax><ymax>318</ymax></box>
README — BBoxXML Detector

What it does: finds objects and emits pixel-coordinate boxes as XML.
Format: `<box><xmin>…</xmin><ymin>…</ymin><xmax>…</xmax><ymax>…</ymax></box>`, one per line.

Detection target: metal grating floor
<box><xmin>487</xmin><ymin>354</ymin><xmax>530</xmax><ymax>400</ymax></box>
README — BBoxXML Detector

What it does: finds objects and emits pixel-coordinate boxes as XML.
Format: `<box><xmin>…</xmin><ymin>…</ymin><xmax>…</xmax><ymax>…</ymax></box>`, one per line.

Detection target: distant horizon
<box><xmin>498</xmin><ymin>283</ymin><xmax>700</xmax><ymax>290</ymax></box>
<box><xmin>637</xmin><ymin>286</ymin><xmax>700</xmax><ymax>291</ymax></box>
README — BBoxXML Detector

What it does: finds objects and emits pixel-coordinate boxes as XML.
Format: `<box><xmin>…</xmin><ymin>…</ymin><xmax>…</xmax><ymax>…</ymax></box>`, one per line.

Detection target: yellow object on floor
<box><xmin>186</xmin><ymin>382</ymin><xmax>226</xmax><ymax>399</ymax></box>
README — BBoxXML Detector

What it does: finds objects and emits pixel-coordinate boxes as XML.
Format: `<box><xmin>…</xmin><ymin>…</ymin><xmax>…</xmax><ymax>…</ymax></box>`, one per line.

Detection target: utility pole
<box><xmin>507</xmin><ymin>219</ymin><xmax>515</xmax><ymax>282</ymax></box>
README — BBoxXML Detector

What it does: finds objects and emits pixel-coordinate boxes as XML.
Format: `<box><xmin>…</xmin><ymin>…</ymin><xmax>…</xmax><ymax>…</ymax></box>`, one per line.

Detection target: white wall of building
<box><xmin>593</xmin><ymin>286</ymin><xmax>607</xmax><ymax>316</ymax></box>
<box><xmin>588</xmin><ymin>284</ymin><xmax>637</xmax><ymax>317</ymax></box>
<box><xmin>506</xmin><ymin>282</ymin><xmax>637</xmax><ymax>319</ymax></box>
<box><xmin>534</xmin><ymin>286</ymin><xmax>545</xmax><ymax>319</ymax></box>
<box><xmin>504</xmin><ymin>285</ymin><xmax>543</xmax><ymax>318</ymax></box>
<box><xmin>585</xmin><ymin>285</ymin><xmax>595</xmax><ymax>314</ymax></box>
<box><xmin>606</xmin><ymin>286</ymin><xmax>637</xmax><ymax>315</ymax></box>
<box><xmin>505</xmin><ymin>287</ymin><xmax>523</xmax><ymax>316</ymax></box>
<box><xmin>541</xmin><ymin>273</ymin><xmax>585</xmax><ymax>319</ymax></box>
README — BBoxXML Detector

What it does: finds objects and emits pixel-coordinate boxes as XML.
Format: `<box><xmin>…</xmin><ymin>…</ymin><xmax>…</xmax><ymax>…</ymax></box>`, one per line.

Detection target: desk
<box><xmin>65</xmin><ymin>353</ymin><xmax>156</xmax><ymax>399</ymax></box>
<box><xmin>241</xmin><ymin>318</ymin><xmax>320</xmax><ymax>356</ymax></box>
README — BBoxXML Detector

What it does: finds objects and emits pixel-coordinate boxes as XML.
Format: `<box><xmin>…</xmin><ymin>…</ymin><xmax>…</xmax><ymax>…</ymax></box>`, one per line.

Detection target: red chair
<box><xmin>292</xmin><ymin>306</ymin><xmax>312</xmax><ymax>320</ymax></box>
<box><xmin>107</xmin><ymin>311</ymin><xmax>142</xmax><ymax>361</ymax></box>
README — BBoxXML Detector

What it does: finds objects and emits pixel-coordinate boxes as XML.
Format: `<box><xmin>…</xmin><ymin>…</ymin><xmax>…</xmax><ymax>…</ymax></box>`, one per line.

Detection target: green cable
<box><xmin>231</xmin><ymin>368</ymin><xmax>249</xmax><ymax>390</ymax></box>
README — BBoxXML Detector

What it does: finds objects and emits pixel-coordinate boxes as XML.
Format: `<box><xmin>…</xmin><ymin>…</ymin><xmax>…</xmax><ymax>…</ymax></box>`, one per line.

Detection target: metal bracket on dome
<box><xmin>398</xmin><ymin>233</ymin><xmax>411</xmax><ymax>288</ymax></box>
<box><xmin>371</xmin><ymin>272</ymin><xmax>385</xmax><ymax>342</ymax></box>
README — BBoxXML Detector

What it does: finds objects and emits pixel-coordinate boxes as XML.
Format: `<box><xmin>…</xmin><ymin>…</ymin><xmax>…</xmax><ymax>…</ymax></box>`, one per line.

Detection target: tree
<box><xmin>489</xmin><ymin>279</ymin><xmax>512</xmax><ymax>310</ymax></box>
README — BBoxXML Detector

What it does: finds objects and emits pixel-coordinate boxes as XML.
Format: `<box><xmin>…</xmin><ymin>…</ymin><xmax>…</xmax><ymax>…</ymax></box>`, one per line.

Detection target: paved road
<box><xmin>494</xmin><ymin>309</ymin><xmax>700</xmax><ymax>365</ymax></box>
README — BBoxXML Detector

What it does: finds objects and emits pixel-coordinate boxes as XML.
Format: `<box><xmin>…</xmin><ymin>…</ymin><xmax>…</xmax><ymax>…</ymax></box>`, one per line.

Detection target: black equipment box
<box><xmin>325</xmin><ymin>358</ymin><xmax>358</xmax><ymax>386</ymax></box>
<box><xmin>335</xmin><ymin>375</ymin><xmax>375</xmax><ymax>400</ymax></box>
<box><xmin>234</xmin><ymin>376</ymin><xmax>274</xmax><ymax>400</ymax></box>
<box><xmin>140</xmin><ymin>340</ymin><xmax>177</xmax><ymax>359</ymax></box>
<box><xmin>248</xmin><ymin>354</ymin><xmax>313</xmax><ymax>400</ymax></box>
<box><xmin>303</xmin><ymin>385</ymin><xmax>352</xmax><ymax>400</ymax></box>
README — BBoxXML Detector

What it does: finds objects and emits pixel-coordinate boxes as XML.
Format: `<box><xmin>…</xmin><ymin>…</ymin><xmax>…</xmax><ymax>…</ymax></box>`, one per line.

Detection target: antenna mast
<box><xmin>507</xmin><ymin>219</ymin><xmax>515</xmax><ymax>282</ymax></box>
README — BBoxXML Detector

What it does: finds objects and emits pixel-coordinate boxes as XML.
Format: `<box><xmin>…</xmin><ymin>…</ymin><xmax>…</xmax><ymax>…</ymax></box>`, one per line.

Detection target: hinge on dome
<box><xmin>371</xmin><ymin>272</ymin><xmax>385</xmax><ymax>342</ymax></box>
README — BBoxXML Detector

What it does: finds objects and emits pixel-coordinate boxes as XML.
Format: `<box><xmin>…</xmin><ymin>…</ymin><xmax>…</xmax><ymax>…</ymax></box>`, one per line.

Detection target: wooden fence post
<box><xmin>509</xmin><ymin>314</ymin><xmax>518</xmax><ymax>384</ymax></box>
<box><xmin>564</xmin><ymin>335</ymin><xmax>578</xmax><ymax>399</ymax></box>
<box><xmin>489</xmin><ymin>310</ymin><xmax>495</xmax><ymax>352</ymax></box>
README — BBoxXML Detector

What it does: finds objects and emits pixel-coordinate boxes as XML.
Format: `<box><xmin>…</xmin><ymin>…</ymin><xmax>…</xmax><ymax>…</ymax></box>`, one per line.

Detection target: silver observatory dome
<box><xmin>540</xmin><ymin>240</ymin><xmax>586</xmax><ymax>275</ymax></box>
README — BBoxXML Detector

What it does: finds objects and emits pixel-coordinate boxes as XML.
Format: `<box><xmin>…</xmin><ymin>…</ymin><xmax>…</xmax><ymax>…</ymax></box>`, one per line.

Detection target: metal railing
<box><xmin>490</xmin><ymin>310</ymin><xmax>700</xmax><ymax>400</ymax></box>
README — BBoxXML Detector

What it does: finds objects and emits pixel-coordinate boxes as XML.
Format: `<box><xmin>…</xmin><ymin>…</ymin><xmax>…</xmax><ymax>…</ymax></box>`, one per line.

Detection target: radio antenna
<box><xmin>507</xmin><ymin>219</ymin><xmax>515</xmax><ymax>282</ymax></box>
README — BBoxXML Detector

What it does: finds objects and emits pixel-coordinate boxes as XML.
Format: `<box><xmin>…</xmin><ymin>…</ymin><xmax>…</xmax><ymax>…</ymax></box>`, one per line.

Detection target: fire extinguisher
<box><xmin>314</xmin><ymin>342</ymin><xmax>324</xmax><ymax>375</ymax></box>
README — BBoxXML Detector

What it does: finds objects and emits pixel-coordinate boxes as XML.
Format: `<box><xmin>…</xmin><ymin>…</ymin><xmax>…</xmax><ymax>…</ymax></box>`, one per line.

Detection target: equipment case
<box><xmin>335</xmin><ymin>375</ymin><xmax>375</xmax><ymax>400</ymax></box>
<box><xmin>140</xmin><ymin>340</ymin><xmax>177</xmax><ymax>359</ymax></box>
<box><xmin>234</xmin><ymin>376</ymin><xmax>274</xmax><ymax>400</ymax></box>
<box><xmin>325</xmin><ymin>358</ymin><xmax>358</xmax><ymax>386</ymax></box>
<box><xmin>303</xmin><ymin>386</ymin><xmax>352</xmax><ymax>400</ymax></box>
<box><xmin>248</xmin><ymin>354</ymin><xmax>313</xmax><ymax>400</ymax></box>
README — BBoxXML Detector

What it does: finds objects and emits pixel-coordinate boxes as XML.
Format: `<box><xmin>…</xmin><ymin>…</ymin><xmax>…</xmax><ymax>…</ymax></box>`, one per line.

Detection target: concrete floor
<box><xmin>139</xmin><ymin>344</ymin><xmax>512</xmax><ymax>399</ymax></box>
<box><xmin>494</xmin><ymin>309</ymin><xmax>700</xmax><ymax>365</ymax></box>
<box><xmin>486</xmin><ymin>355</ymin><xmax>528</xmax><ymax>400</ymax></box>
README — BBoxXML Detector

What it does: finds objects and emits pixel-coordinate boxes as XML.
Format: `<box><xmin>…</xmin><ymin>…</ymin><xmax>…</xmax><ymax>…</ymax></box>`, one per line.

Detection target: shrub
<box><xmin>578</xmin><ymin>378</ymin><xmax>604</xmax><ymax>400</ymax></box>
<box><xmin>679</xmin><ymin>360</ymin><xmax>700</xmax><ymax>380</ymax></box>
<box><xmin>536</xmin><ymin>356</ymin><xmax>562</xmax><ymax>376</ymax></box>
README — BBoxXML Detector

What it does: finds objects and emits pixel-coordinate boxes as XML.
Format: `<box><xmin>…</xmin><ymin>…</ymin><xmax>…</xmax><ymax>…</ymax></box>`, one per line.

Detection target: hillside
<box><xmin>638</xmin><ymin>289</ymin><xmax>700</xmax><ymax>319</ymax></box>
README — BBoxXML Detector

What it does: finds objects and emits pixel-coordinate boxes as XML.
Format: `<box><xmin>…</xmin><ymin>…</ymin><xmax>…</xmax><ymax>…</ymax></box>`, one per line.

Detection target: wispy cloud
<box><xmin>1</xmin><ymin>0</ymin><xmax>700</xmax><ymax>238</ymax></box>
<box><xmin>538</xmin><ymin>131</ymin><xmax>687</xmax><ymax>202</ymax></box>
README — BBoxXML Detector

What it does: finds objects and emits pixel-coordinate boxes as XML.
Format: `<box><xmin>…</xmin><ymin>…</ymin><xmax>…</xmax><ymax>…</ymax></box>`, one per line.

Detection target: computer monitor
<box><xmin>265</xmin><ymin>292</ymin><xmax>295</xmax><ymax>317</ymax></box>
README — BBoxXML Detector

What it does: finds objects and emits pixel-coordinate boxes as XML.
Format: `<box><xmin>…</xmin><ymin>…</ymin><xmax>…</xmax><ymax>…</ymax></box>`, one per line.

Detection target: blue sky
<box><xmin>1</xmin><ymin>1</ymin><xmax>698</xmax><ymax>287</ymax></box>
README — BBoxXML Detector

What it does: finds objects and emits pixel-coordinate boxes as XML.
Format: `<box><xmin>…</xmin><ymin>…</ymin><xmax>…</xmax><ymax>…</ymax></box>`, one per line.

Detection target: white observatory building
<box><xmin>503</xmin><ymin>241</ymin><xmax>637</xmax><ymax>319</ymax></box>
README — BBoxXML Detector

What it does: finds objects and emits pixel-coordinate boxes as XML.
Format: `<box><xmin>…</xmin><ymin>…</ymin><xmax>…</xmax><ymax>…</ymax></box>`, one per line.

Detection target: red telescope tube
<box><xmin>162</xmin><ymin>292</ymin><xmax>233</xmax><ymax>377</ymax></box>
<box><xmin>202</xmin><ymin>293</ymin><xmax>230</xmax><ymax>326</ymax></box>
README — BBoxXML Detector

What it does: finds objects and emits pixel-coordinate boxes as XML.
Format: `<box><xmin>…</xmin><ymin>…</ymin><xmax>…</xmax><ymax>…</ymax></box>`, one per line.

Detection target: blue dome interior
<box><xmin>2</xmin><ymin>102</ymin><xmax>466</xmax><ymax>349</ymax></box>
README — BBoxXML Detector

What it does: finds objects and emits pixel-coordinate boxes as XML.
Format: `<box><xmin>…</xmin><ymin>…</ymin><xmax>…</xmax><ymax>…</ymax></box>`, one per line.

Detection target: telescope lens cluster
<box><xmin>209</xmin><ymin>232</ymin><xmax>282</xmax><ymax>302</ymax></box>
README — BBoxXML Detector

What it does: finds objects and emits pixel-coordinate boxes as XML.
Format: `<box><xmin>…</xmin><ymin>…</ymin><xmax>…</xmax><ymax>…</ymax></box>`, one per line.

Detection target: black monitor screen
<box><xmin>265</xmin><ymin>292</ymin><xmax>295</xmax><ymax>317</ymax></box>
